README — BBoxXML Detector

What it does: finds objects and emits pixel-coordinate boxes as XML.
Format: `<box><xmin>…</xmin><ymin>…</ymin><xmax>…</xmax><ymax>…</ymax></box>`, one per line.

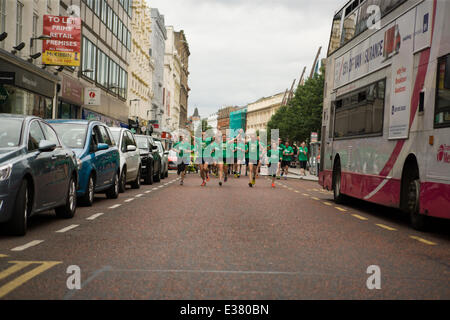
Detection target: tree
<box><xmin>268</xmin><ymin>68</ymin><xmax>324</xmax><ymax>143</ymax></box>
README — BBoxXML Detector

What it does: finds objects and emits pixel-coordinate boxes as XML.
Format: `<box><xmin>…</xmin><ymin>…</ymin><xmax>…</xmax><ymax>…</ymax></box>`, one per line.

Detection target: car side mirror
<box><xmin>38</xmin><ymin>140</ymin><xmax>57</xmax><ymax>152</ymax></box>
<box><xmin>152</xmin><ymin>145</ymin><xmax>158</xmax><ymax>151</ymax></box>
<box><xmin>127</xmin><ymin>145</ymin><xmax>137</xmax><ymax>152</ymax></box>
<box><xmin>164</xmin><ymin>151</ymin><xmax>169</xmax><ymax>155</ymax></box>
<box><xmin>97</xmin><ymin>143</ymin><xmax>109</xmax><ymax>151</ymax></box>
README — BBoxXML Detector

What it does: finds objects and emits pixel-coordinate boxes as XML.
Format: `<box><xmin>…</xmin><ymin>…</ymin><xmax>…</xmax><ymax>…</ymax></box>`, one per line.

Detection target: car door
<box><xmin>126</xmin><ymin>131</ymin><xmax>140</xmax><ymax>180</ymax></box>
<box><xmin>98</xmin><ymin>125</ymin><xmax>115</xmax><ymax>186</ymax></box>
<box><xmin>91</xmin><ymin>125</ymin><xmax>109</xmax><ymax>188</ymax></box>
<box><xmin>27</xmin><ymin>120</ymin><xmax>56</xmax><ymax>209</ymax></box>
<box><xmin>40</xmin><ymin>121</ymin><xmax>70</xmax><ymax>203</ymax></box>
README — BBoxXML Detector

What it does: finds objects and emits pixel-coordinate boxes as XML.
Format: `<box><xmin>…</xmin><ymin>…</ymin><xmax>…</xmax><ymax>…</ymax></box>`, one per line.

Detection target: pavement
<box><xmin>0</xmin><ymin>171</ymin><xmax>449</xmax><ymax>299</ymax></box>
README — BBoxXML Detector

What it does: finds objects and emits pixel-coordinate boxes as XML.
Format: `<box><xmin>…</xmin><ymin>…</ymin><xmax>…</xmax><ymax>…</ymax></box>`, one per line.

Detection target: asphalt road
<box><xmin>0</xmin><ymin>171</ymin><xmax>449</xmax><ymax>300</ymax></box>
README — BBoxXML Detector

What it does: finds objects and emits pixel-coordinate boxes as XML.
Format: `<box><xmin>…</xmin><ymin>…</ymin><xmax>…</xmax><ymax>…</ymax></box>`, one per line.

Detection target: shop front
<box><xmin>0</xmin><ymin>49</ymin><xmax>57</xmax><ymax>119</ymax></box>
<box><xmin>57</xmin><ymin>74</ymin><xmax>83</xmax><ymax>119</ymax></box>
<box><xmin>82</xmin><ymin>109</ymin><xmax>128</xmax><ymax>128</ymax></box>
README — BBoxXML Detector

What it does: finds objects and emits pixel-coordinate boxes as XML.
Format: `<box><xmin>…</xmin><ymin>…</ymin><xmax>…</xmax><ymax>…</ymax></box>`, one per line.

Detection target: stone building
<box><xmin>217</xmin><ymin>106</ymin><xmax>238</xmax><ymax>134</ymax></box>
<box><xmin>246</xmin><ymin>92</ymin><xmax>284</xmax><ymax>132</ymax></box>
<box><xmin>128</xmin><ymin>0</ymin><xmax>153</xmax><ymax>133</ymax></box>
<box><xmin>174</xmin><ymin>30</ymin><xmax>189</xmax><ymax>129</ymax></box>
<box><xmin>149</xmin><ymin>8</ymin><xmax>167</xmax><ymax>135</ymax></box>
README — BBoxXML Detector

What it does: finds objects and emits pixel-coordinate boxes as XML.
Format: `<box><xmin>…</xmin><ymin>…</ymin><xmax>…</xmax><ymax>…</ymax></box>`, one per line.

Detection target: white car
<box><xmin>110</xmin><ymin>128</ymin><xmax>141</xmax><ymax>192</ymax></box>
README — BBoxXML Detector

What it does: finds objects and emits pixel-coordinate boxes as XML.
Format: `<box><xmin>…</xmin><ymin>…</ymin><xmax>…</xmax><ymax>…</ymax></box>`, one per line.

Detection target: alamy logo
<box><xmin>366</xmin><ymin>265</ymin><xmax>381</xmax><ymax>290</ymax></box>
<box><xmin>66</xmin><ymin>265</ymin><xmax>81</xmax><ymax>290</ymax></box>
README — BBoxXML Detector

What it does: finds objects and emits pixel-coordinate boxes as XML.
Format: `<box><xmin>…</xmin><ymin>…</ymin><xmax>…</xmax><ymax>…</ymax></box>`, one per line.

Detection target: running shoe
<box><xmin>219</xmin><ymin>181</ymin><xmax>222</xmax><ymax>187</ymax></box>
<box><xmin>277</xmin><ymin>176</ymin><xmax>281</xmax><ymax>180</ymax></box>
<box><xmin>180</xmin><ymin>181</ymin><xmax>184</xmax><ymax>186</ymax></box>
<box><xmin>201</xmin><ymin>181</ymin><xmax>206</xmax><ymax>187</ymax></box>
<box><xmin>248</xmin><ymin>182</ymin><xmax>253</xmax><ymax>188</ymax></box>
<box><xmin>284</xmin><ymin>176</ymin><xmax>288</xmax><ymax>180</ymax></box>
<box><xmin>272</xmin><ymin>183</ymin><xmax>275</xmax><ymax>188</ymax></box>
<box><xmin>207</xmin><ymin>175</ymin><xmax>210</xmax><ymax>182</ymax></box>
<box><xmin>252</xmin><ymin>179</ymin><xmax>256</xmax><ymax>185</ymax></box>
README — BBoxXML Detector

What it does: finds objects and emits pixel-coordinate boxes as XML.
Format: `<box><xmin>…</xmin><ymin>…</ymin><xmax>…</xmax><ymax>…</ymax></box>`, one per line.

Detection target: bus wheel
<box><xmin>333</xmin><ymin>163</ymin><xmax>345</xmax><ymax>204</ymax></box>
<box><xmin>408</xmin><ymin>179</ymin><xmax>427</xmax><ymax>231</ymax></box>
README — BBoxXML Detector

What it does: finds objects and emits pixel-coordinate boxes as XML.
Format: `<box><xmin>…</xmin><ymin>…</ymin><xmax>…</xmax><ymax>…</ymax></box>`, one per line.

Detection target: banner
<box><xmin>42</xmin><ymin>15</ymin><xmax>81</xmax><ymax>67</ymax></box>
<box><xmin>388</xmin><ymin>9</ymin><xmax>415</xmax><ymax>140</ymax></box>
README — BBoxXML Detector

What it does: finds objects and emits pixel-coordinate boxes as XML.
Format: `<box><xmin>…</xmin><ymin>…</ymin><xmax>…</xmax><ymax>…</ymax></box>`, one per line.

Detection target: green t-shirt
<box><xmin>282</xmin><ymin>146</ymin><xmax>294</xmax><ymax>161</ymax></box>
<box><xmin>267</xmin><ymin>148</ymin><xmax>280</xmax><ymax>164</ymax></box>
<box><xmin>298</xmin><ymin>146</ymin><xmax>308</xmax><ymax>161</ymax></box>
<box><xmin>174</xmin><ymin>141</ymin><xmax>191</xmax><ymax>158</ymax></box>
<box><xmin>248</xmin><ymin>140</ymin><xmax>260</xmax><ymax>162</ymax></box>
<box><xmin>279</xmin><ymin>144</ymin><xmax>285</xmax><ymax>161</ymax></box>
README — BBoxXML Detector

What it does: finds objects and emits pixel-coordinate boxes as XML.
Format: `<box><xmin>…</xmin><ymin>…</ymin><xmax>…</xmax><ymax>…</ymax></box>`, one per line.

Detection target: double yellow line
<box><xmin>0</xmin><ymin>261</ymin><xmax>61</xmax><ymax>298</ymax></box>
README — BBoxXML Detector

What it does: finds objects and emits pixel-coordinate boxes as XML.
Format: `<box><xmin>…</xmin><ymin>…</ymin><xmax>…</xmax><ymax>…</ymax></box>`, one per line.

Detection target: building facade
<box><xmin>174</xmin><ymin>30</ymin><xmax>189</xmax><ymax>129</ymax></box>
<box><xmin>246</xmin><ymin>92</ymin><xmax>284</xmax><ymax>132</ymax></box>
<box><xmin>128</xmin><ymin>0</ymin><xmax>153</xmax><ymax>133</ymax></box>
<box><xmin>217</xmin><ymin>106</ymin><xmax>238</xmax><ymax>134</ymax></box>
<box><xmin>164</xmin><ymin>26</ymin><xmax>182</xmax><ymax>132</ymax></box>
<box><xmin>149</xmin><ymin>8</ymin><xmax>166</xmax><ymax>135</ymax></box>
<box><xmin>207</xmin><ymin>112</ymin><xmax>218</xmax><ymax>134</ymax></box>
<box><xmin>0</xmin><ymin>0</ymin><xmax>60</xmax><ymax>119</ymax></box>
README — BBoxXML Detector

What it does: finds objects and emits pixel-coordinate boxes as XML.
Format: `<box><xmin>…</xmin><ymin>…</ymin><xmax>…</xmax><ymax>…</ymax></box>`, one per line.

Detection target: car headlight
<box><xmin>0</xmin><ymin>163</ymin><xmax>12</xmax><ymax>181</ymax></box>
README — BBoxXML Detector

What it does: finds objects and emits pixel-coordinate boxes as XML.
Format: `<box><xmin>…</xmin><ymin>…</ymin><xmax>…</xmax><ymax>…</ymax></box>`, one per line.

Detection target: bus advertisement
<box><xmin>319</xmin><ymin>0</ymin><xmax>450</xmax><ymax>230</ymax></box>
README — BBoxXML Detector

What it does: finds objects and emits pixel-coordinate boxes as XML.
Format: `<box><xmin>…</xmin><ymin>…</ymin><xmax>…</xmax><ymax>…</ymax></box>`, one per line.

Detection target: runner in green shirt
<box><xmin>278</xmin><ymin>139</ymin><xmax>285</xmax><ymax>179</ymax></box>
<box><xmin>267</xmin><ymin>141</ymin><xmax>280</xmax><ymax>188</ymax></box>
<box><xmin>281</xmin><ymin>141</ymin><xmax>294</xmax><ymax>180</ymax></box>
<box><xmin>247</xmin><ymin>132</ymin><xmax>260</xmax><ymax>188</ymax></box>
<box><xmin>173</xmin><ymin>135</ymin><xmax>191</xmax><ymax>185</ymax></box>
<box><xmin>298</xmin><ymin>141</ymin><xmax>309</xmax><ymax>176</ymax></box>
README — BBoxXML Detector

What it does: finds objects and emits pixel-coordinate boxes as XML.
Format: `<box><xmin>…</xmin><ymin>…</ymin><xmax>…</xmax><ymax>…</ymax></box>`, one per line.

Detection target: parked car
<box><xmin>49</xmin><ymin>120</ymin><xmax>120</xmax><ymax>206</ymax></box>
<box><xmin>0</xmin><ymin>114</ymin><xmax>79</xmax><ymax>236</ymax></box>
<box><xmin>154</xmin><ymin>138</ymin><xmax>169</xmax><ymax>179</ymax></box>
<box><xmin>134</xmin><ymin>135</ymin><xmax>162</xmax><ymax>185</ymax></box>
<box><xmin>109</xmin><ymin>128</ymin><xmax>141</xmax><ymax>193</ymax></box>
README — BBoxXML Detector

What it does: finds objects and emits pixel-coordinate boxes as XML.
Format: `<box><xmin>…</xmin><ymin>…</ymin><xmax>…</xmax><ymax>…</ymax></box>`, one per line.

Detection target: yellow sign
<box><xmin>42</xmin><ymin>51</ymin><xmax>80</xmax><ymax>67</ymax></box>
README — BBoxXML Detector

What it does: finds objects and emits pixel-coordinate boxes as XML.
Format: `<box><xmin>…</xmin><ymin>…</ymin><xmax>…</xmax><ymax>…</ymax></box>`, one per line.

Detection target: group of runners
<box><xmin>173</xmin><ymin>131</ymin><xmax>305</xmax><ymax>188</ymax></box>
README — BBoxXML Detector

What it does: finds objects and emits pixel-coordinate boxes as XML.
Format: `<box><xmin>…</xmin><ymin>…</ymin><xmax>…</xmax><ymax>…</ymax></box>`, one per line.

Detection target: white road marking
<box><xmin>11</xmin><ymin>240</ymin><xmax>44</xmax><ymax>252</ymax></box>
<box><xmin>56</xmin><ymin>225</ymin><xmax>79</xmax><ymax>233</ymax></box>
<box><xmin>87</xmin><ymin>213</ymin><xmax>104</xmax><ymax>221</ymax></box>
<box><xmin>152</xmin><ymin>188</ymin><xmax>158</xmax><ymax>191</ymax></box>
<box><xmin>124</xmin><ymin>198</ymin><xmax>135</xmax><ymax>203</ymax></box>
<box><xmin>109</xmin><ymin>204</ymin><xmax>122</xmax><ymax>209</ymax></box>
<box><xmin>145</xmin><ymin>190</ymin><xmax>152</xmax><ymax>194</ymax></box>
<box><xmin>135</xmin><ymin>194</ymin><xmax>143</xmax><ymax>198</ymax></box>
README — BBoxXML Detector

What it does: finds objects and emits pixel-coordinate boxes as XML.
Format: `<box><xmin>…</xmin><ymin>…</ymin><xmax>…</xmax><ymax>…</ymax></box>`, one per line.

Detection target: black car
<box><xmin>0</xmin><ymin>114</ymin><xmax>79</xmax><ymax>236</ymax></box>
<box><xmin>134</xmin><ymin>135</ymin><xmax>162</xmax><ymax>184</ymax></box>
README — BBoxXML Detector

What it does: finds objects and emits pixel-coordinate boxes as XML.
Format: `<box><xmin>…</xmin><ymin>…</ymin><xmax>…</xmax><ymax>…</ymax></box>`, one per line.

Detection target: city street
<box><xmin>0</xmin><ymin>172</ymin><xmax>448</xmax><ymax>300</ymax></box>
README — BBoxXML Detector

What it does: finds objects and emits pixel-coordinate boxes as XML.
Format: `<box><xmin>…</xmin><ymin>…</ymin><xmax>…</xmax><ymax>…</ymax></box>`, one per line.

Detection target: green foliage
<box><xmin>267</xmin><ymin>69</ymin><xmax>324</xmax><ymax>143</ymax></box>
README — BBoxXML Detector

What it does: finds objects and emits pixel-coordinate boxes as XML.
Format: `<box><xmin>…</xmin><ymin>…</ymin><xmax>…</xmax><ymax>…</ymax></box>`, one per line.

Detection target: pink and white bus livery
<box><xmin>319</xmin><ymin>0</ymin><xmax>450</xmax><ymax>230</ymax></box>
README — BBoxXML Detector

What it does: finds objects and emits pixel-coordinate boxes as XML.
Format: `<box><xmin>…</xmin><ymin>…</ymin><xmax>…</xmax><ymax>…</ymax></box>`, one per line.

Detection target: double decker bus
<box><xmin>319</xmin><ymin>0</ymin><xmax>450</xmax><ymax>229</ymax></box>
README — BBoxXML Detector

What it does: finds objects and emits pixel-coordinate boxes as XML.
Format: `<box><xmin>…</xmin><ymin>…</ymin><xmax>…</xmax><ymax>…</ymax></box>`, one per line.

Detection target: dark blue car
<box><xmin>49</xmin><ymin>120</ymin><xmax>120</xmax><ymax>206</ymax></box>
<box><xmin>0</xmin><ymin>114</ymin><xmax>79</xmax><ymax>236</ymax></box>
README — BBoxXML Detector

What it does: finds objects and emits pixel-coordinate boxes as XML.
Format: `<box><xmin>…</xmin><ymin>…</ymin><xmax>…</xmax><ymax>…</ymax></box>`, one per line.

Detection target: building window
<box><xmin>109</xmin><ymin>59</ymin><xmax>118</xmax><ymax>94</ymax></box>
<box><xmin>16</xmin><ymin>1</ymin><xmax>23</xmax><ymax>45</ymax></box>
<box><xmin>107</xmin><ymin>5</ymin><xmax>113</xmax><ymax>30</ymax></box>
<box><xmin>32</xmin><ymin>14</ymin><xmax>38</xmax><ymax>55</ymax></box>
<box><xmin>94</xmin><ymin>0</ymin><xmax>101</xmax><ymax>17</ymax></box>
<box><xmin>82</xmin><ymin>37</ymin><xmax>97</xmax><ymax>81</ymax></box>
<box><xmin>0</xmin><ymin>0</ymin><xmax>6</xmax><ymax>45</ymax></box>
<box><xmin>101</xmin><ymin>0</ymin><xmax>107</xmax><ymax>23</ymax></box>
<box><xmin>435</xmin><ymin>54</ymin><xmax>450</xmax><ymax>128</ymax></box>
<box><xmin>97</xmin><ymin>50</ymin><xmax>109</xmax><ymax>88</ymax></box>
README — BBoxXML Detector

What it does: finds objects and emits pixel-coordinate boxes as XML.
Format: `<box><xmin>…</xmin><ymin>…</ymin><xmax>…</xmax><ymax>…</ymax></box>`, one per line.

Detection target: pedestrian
<box><xmin>199</xmin><ymin>132</ymin><xmax>213</xmax><ymax>186</ymax></box>
<box><xmin>281</xmin><ymin>141</ymin><xmax>294</xmax><ymax>180</ymax></box>
<box><xmin>277</xmin><ymin>138</ymin><xmax>285</xmax><ymax>179</ymax></box>
<box><xmin>173</xmin><ymin>135</ymin><xmax>190</xmax><ymax>185</ymax></box>
<box><xmin>298</xmin><ymin>141</ymin><xmax>309</xmax><ymax>176</ymax></box>
<box><xmin>247</xmin><ymin>131</ymin><xmax>260</xmax><ymax>188</ymax></box>
<box><xmin>267</xmin><ymin>141</ymin><xmax>280</xmax><ymax>188</ymax></box>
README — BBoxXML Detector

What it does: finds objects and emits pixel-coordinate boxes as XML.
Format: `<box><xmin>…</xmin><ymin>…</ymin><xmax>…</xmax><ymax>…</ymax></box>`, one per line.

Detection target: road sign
<box><xmin>84</xmin><ymin>88</ymin><xmax>101</xmax><ymax>106</ymax></box>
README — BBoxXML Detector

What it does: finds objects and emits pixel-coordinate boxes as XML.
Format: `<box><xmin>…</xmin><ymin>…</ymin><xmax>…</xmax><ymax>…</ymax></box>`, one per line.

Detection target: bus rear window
<box><xmin>435</xmin><ymin>55</ymin><xmax>450</xmax><ymax>128</ymax></box>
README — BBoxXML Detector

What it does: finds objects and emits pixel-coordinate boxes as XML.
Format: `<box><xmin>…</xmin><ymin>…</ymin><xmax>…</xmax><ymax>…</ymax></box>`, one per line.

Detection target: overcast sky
<box><xmin>146</xmin><ymin>0</ymin><xmax>347</xmax><ymax>118</ymax></box>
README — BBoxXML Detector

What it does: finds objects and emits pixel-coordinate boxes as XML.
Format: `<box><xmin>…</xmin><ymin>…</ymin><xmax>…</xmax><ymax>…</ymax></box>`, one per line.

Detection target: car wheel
<box><xmin>5</xmin><ymin>179</ymin><xmax>29</xmax><ymax>236</ymax></box>
<box><xmin>80</xmin><ymin>174</ymin><xmax>95</xmax><ymax>207</ymax></box>
<box><xmin>106</xmin><ymin>172</ymin><xmax>120</xmax><ymax>199</ymax></box>
<box><xmin>55</xmin><ymin>176</ymin><xmax>77</xmax><ymax>219</ymax></box>
<box><xmin>154</xmin><ymin>164</ymin><xmax>161</xmax><ymax>182</ymax></box>
<box><xmin>119</xmin><ymin>168</ymin><xmax>126</xmax><ymax>193</ymax></box>
<box><xmin>144</xmin><ymin>162</ymin><xmax>153</xmax><ymax>185</ymax></box>
<box><xmin>131</xmin><ymin>167</ymin><xmax>141</xmax><ymax>189</ymax></box>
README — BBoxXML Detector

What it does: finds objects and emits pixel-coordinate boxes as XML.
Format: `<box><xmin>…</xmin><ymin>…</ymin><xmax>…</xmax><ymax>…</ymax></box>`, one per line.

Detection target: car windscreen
<box><xmin>110</xmin><ymin>130</ymin><xmax>120</xmax><ymax>145</ymax></box>
<box><xmin>135</xmin><ymin>136</ymin><xmax>149</xmax><ymax>150</ymax></box>
<box><xmin>0</xmin><ymin>118</ymin><xmax>23</xmax><ymax>148</ymax></box>
<box><xmin>155</xmin><ymin>141</ymin><xmax>163</xmax><ymax>153</ymax></box>
<box><xmin>51</xmin><ymin>123</ymin><xmax>87</xmax><ymax>149</ymax></box>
